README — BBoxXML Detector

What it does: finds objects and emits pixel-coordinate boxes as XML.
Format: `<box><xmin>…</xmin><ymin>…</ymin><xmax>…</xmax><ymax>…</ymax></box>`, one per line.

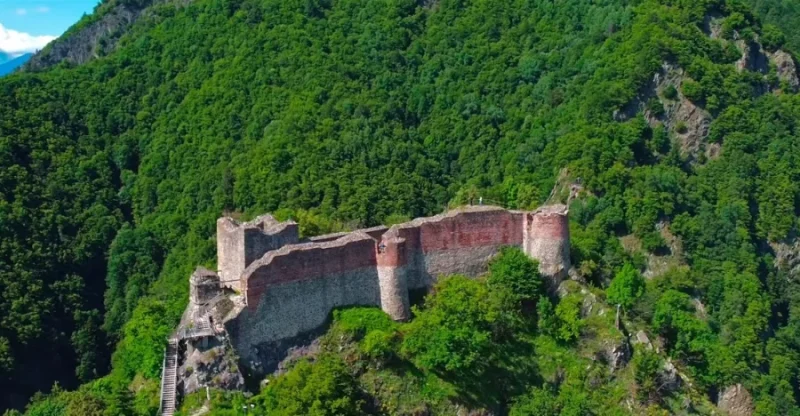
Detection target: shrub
<box><xmin>761</xmin><ymin>24</ymin><xmax>786</xmax><ymax>52</ymax></box>
<box><xmin>487</xmin><ymin>247</ymin><xmax>543</xmax><ymax>305</ymax></box>
<box><xmin>333</xmin><ymin>308</ymin><xmax>397</xmax><ymax>340</ymax></box>
<box><xmin>607</xmin><ymin>264</ymin><xmax>646</xmax><ymax>311</ymax></box>
<box><xmin>360</xmin><ymin>330</ymin><xmax>398</xmax><ymax>361</ymax></box>
<box><xmin>662</xmin><ymin>85</ymin><xmax>678</xmax><ymax>100</ymax></box>
<box><xmin>681</xmin><ymin>80</ymin><xmax>703</xmax><ymax>103</ymax></box>
<box><xmin>254</xmin><ymin>355</ymin><xmax>364</xmax><ymax>416</ymax></box>
<box><xmin>633</xmin><ymin>350</ymin><xmax>663</xmax><ymax>403</ymax></box>
<box><xmin>646</xmin><ymin>98</ymin><xmax>665</xmax><ymax>117</ymax></box>
<box><xmin>401</xmin><ymin>276</ymin><xmax>496</xmax><ymax>375</ymax></box>
<box><xmin>555</xmin><ymin>295</ymin><xmax>584</xmax><ymax>343</ymax></box>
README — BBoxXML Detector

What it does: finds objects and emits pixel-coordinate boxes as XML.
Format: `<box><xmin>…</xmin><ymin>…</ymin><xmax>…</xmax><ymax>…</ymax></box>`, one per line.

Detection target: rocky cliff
<box><xmin>24</xmin><ymin>0</ymin><xmax>183</xmax><ymax>71</ymax></box>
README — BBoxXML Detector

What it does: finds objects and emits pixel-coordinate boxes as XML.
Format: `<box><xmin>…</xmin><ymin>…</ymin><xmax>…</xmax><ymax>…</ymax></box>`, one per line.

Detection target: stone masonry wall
<box><xmin>523</xmin><ymin>205</ymin><xmax>570</xmax><ymax>286</ymax></box>
<box><xmin>383</xmin><ymin>207</ymin><xmax>525</xmax><ymax>290</ymax></box>
<box><xmin>226</xmin><ymin>232</ymin><xmax>381</xmax><ymax>367</ymax></box>
<box><xmin>216</xmin><ymin>215</ymin><xmax>299</xmax><ymax>291</ymax></box>
<box><xmin>219</xmin><ymin>205</ymin><xmax>570</xmax><ymax>373</ymax></box>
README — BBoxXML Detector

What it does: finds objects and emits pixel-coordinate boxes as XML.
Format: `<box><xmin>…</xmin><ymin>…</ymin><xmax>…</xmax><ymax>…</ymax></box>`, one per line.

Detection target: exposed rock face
<box><xmin>660</xmin><ymin>359</ymin><xmax>682</xmax><ymax>393</ymax></box>
<box><xmin>768</xmin><ymin>50</ymin><xmax>800</xmax><ymax>91</ymax></box>
<box><xmin>24</xmin><ymin>0</ymin><xmax>186</xmax><ymax>71</ymax></box>
<box><xmin>603</xmin><ymin>340</ymin><xmax>631</xmax><ymax>372</ymax></box>
<box><xmin>735</xmin><ymin>40</ymin><xmax>769</xmax><ymax>74</ymax></box>
<box><xmin>718</xmin><ymin>384</ymin><xmax>754</xmax><ymax>416</ymax></box>
<box><xmin>772</xmin><ymin>239</ymin><xmax>800</xmax><ymax>279</ymax></box>
<box><xmin>669</xmin><ymin>95</ymin><xmax>712</xmax><ymax>157</ymax></box>
<box><xmin>633</xmin><ymin>330</ymin><xmax>653</xmax><ymax>351</ymax></box>
<box><xmin>180</xmin><ymin>337</ymin><xmax>245</xmax><ymax>395</ymax></box>
<box><xmin>456</xmin><ymin>407</ymin><xmax>494</xmax><ymax>416</ymax></box>
<box><xmin>616</xmin><ymin>62</ymin><xmax>711</xmax><ymax>160</ymax></box>
<box><xmin>702</xmin><ymin>13</ymin><xmax>724</xmax><ymax>40</ymax></box>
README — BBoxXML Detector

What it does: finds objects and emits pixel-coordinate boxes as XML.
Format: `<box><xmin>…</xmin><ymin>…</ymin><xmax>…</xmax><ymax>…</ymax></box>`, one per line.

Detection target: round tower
<box><xmin>523</xmin><ymin>205</ymin><xmax>571</xmax><ymax>287</ymax></box>
<box><xmin>376</xmin><ymin>236</ymin><xmax>411</xmax><ymax>321</ymax></box>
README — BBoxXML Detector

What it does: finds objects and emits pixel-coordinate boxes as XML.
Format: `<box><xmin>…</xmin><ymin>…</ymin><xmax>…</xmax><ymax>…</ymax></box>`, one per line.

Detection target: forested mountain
<box><xmin>3</xmin><ymin>0</ymin><xmax>800</xmax><ymax>414</ymax></box>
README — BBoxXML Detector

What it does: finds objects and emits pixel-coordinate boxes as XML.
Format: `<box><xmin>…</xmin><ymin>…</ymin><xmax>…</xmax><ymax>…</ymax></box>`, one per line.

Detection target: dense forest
<box><xmin>2</xmin><ymin>0</ymin><xmax>800</xmax><ymax>414</ymax></box>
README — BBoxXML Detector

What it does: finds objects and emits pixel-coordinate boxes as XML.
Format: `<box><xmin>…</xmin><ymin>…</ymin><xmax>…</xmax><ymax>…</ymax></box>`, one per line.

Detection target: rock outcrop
<box><xmin>603</xmin><ymin>340</ymin><xmax>631</xmax><ymax>372</ymax></box>
<box><xmin>660</xmin><ymin>359</ymin><xmax>682</xmax><ymax>393</ymax></box>
<box><xmin>768</xmin><ymin>50</ymin><xmax>800</xmax><ymax>91</ymax></box>
<box><xmin>616</xmin><ymin>62</ymin><xmax>711</xmax><ymax>160</ymax></box>
<box><xmin>772</xmin><ymin>238</ymin><xmax>800</xmax><ymax>279</ymax></box>
<box><xmin>735</xmin><ymin>40</ymin><xmax>770</xmax><ymax>74</ymax></box>
<box><xmin>717</xmin><ymin>384</ymin><xmax>754</xmax><ymax>416</ymax></box>
<box><xmin>180</xmin><ymin>336</ymin><xmax>245</xmax><ymax>394</ymax></box>
<box><xmin>24</xmin><ymin>0</ymin><xmax>186</xmax><ymax>71</ymax></box>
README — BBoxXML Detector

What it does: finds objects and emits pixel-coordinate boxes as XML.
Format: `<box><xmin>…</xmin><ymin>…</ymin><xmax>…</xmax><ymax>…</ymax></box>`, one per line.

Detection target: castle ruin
<box><xmin>162</xmin><ymin>204</ymin><xmax>571</xmax><ymax>413</ymax></box>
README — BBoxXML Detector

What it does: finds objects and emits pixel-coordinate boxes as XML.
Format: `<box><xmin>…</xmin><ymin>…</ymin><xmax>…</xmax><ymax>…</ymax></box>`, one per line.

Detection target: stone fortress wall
<box><xmin>204</xmin><ymin>205</ymin><xmax>571</xmax><ymax>371</ymax></box>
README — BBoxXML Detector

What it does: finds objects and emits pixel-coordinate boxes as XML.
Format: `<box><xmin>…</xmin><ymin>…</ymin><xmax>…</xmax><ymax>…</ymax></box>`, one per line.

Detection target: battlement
<box><xmin>208</xmin><ymin>205</ymin><xmax>569</xmax><ymax>372</ymax></box>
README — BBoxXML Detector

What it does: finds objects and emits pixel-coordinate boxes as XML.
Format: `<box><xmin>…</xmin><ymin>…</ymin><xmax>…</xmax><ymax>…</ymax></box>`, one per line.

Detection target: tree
<box><xmin>555</xmin><ymin>295</ymin><xmax>584</xmax><ymax>343</ymax></box>
<box><xmin>633</xmin><ymin>350</ymin><xmax>663</xmax><ymax>403</ymax></box>
<box><xmin>607</xmin><ymin>264</ymin><xmax>645</xmax><ymax>311</ymax></box>
<box><xmin>401</xmin><ymin>276</ymin><xmax>496</xmax><ymax>375</ymax></box>
<box><xmin>254</xmin><ymin>355</ymin><xmax>364</xmax><ymax>416</ymax></box>
<box><xmin>488</xmin><ymin>247</ymin><xmax>543</xmax><ymax>306</ymax></box>
<box><xmin>510</xmin><ymin>386</ymin><xmax>560</xmax><ymax>416</ymax></box>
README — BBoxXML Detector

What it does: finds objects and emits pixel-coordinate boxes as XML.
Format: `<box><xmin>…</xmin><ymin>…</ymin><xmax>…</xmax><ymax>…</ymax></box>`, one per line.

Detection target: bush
<box><xmin>681</xmin><ymin>80</ymin><xmax>703</xmax><ymax>103</ymax></box>
<box><xmin>761</xmin><ymin>24</ymin><xmax>786</xmax><ymax>52</ymax></box>
<box><xmin>488</xmin><ymin>247</ymin><xmax>543</xmax><ymax>306</ymax></box>
<box><xmin>555</xmin><ymin>295</ymin><xmax>584</xmax><ymax>343</ymax></box>
<box><xmin>662</xmin><ymin>85</ymin><xmax>678</xmax><ymax>100</ymax></box>
<box><xmin>607</xmin><ymin>264</ymin><xmax>646</xmax><ymax>311</ymax></box>
<box><xmin>401</xmin><ymin>276</ymin><xmax>498</xmax><ymax>376</ymax></box>
<box><xmin>360</xmin><ymin>330</ymin><xmax>398</xmax><ymax>361</ymax></box>
<box><xmin>510</xmin><ymin>386</ymin><xmax>560</xmax><ymax>416</ymax></box>
<box><xmin>633</xmin><ymin>350</ymin><xmax>663</xmax><ymax>403</ymax></box>
<box><xmin>333</xmin><ymin>308</ymin><xmax>397</xmax><ymax>340</ymax></box>
<box><xmin>646</xmin><ymin>98</ymin><xmax>665</xmax><ymax>117</ymax></box>
<box><xmin>721</xmin><ymin>13</ymin><xmax>746</xmax><ymax>39</ymax></box>
<box><xmin>254</xmin><ymin>355</ymin><xmax>364</xmax><ymax>416</ymax></box>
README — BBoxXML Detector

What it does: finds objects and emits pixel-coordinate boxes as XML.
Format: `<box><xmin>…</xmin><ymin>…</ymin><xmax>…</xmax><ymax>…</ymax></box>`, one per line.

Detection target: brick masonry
<box><xmin>212</xmin><ymin>205</ymin><xmax>570</xmax><ymax>372</ymax></box>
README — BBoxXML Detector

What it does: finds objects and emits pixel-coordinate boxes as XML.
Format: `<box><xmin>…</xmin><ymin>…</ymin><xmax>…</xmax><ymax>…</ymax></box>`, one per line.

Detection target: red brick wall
<box><xmin>376</xmin><ymin>237</ymin><xmax>407</xmax><ymax>267</ymax></box>
<box><xmin>243</xmin><ymin>208</ymin><xmax>528</xmax><ymax>312</ymax></box>
<box><xmin>419</xmin><ymin>210</ymin><xmax>523</xmax><ymax>253</ymax></box>
<box><xmin>246</xmin><ymin>236</ymin><xmax>377</xmax><ymax>309</ymax></box>
<box><xmin>526</xmin><ymin>211</ymin><xmax>569</xmax><ymax>239</ymax></box>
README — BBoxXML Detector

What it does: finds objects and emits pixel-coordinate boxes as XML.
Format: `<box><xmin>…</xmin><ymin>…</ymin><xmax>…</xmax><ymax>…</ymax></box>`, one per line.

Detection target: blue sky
<box><xmin>0</xmin><ymin>0</ymin><xmax>98</xmax><ymax>54</ymax></box>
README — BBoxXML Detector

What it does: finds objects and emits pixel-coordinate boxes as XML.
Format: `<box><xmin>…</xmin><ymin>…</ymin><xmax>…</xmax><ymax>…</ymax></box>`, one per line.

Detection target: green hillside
<box><xmin>2</xmin><ymin>0</ymin><xmax>800</xmax><ymax>414</ymax></box>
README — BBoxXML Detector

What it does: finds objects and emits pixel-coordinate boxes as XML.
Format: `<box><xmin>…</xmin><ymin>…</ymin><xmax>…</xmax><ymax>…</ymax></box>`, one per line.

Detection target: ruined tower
<box><xmin>216</xmin><ymin>215</ymin><xmax>299</xmax><ymax>291</ymax></box>
<box><xmin>523</xmin><ymin>204</ymin><xmax>571</xmax><ymax>286</ymax></box>
<box><xmin>190</xmin><ymin>267</ymin><xmax>221</xmax><ymax>306</ymax></box>
<box><xmin>376</xmin><ymin>234</ymin><xmax>411</xmax><ymax>321</ymax></box>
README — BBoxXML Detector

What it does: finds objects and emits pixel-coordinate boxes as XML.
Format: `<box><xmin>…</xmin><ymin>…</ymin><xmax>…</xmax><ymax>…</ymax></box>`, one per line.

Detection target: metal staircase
<box><xmin>159</xmin><ymin>339</ymin><xmax>179</xmax><ymax>416</ymax></box>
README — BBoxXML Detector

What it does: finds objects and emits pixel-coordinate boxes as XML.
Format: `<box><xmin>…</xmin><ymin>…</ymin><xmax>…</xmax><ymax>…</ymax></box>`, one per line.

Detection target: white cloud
<box><xmin>0</xmin><ymin>24</ymin><xmax>56</xmax><ymax>55</ymax></box>
<box><xmin>15</xmin><ymin>8</ymin><xmax>27</xmax><ymax>15</ymax></box>
<box><xmin>35</xmin><ymin>7</ymin><xmax>50</xmax><ymax>13</ymax></box>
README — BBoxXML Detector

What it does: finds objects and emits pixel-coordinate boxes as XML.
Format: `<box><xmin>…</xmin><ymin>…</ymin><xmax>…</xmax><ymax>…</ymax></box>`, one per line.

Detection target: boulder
<box><xmin>605</xmin><ymin>340</ymin><xmax>631</xmax><ymax>372</ymax></box>
<box><xmin>718</xmin><ymin>384</ymin><xmax>754</xmax><ymax>416</ymax></box>
<box><xmin>633</xmin><ymin>330</ymin><xmax>653</xmax><ymax>351</ymax></box>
